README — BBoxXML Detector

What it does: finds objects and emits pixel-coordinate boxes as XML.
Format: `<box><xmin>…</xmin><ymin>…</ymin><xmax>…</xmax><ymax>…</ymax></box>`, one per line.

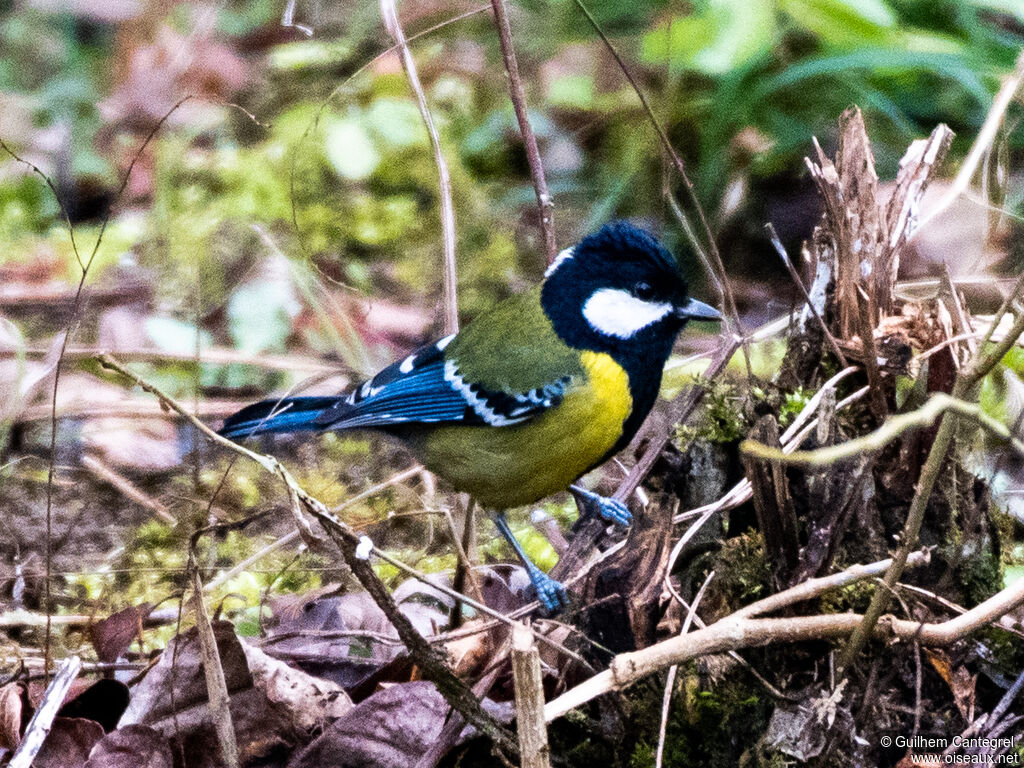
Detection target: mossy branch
<box><xmin>740</xmin><ymin>392</ymin><xmax>1024</xmax><ymax>467</ymax></box>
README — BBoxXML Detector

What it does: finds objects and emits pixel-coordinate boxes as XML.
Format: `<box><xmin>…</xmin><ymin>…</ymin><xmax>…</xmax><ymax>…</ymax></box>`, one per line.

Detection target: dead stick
<box><xmin>545</xmin><ymin>571</ymin><xmax>1024</xmax><ymax>723</ymax></box>
<box><xmin>856</xmin><ymin>285</ymin><xmax>888</xmax><ymax>419</ymax></box>
<box><xmin>9</xmin><ymin>656</ymin><xmax>82</xmax><ymax>768</ymax></box>
<box><xmin>327</xmin><ymin>525</ymin><xmax>518</xmax><ymax>756</ymax></box>
<box><xmin>188</xmin><ymin>560</ymin><xmax>240</xmax><ymax>768</ymax></box>
<box><xmin>743</xmin><ymin>392</ymin><xmax>1024</xmax><ymax>466</ymax></box>
<box><xmin>512</xmin><ymin>623</ymin><xmax>552</xmax><ymax>768</ymax></box>
<box><xmin>732</xmin><ymin>549</ymin><xmax>932</xmax><ymax>620</ymax></box>
<box><xmin>2</xmin><ymin>345</ymin><xmax>341</xmax><ymax>374</ymax></box>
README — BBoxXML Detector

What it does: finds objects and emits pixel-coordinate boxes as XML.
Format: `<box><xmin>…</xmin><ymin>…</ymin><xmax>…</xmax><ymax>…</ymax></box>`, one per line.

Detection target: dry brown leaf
<box><xmin>924</xmin><ymin>648</ymin><xmax>977</xmax><ymax>722</ymax></box>
<box><xmin>89</xmin><ymin>604</ymin><xmax>152</xmax><ymax>664</ymax></box>
<box><xmin>82</xmin><ymin>725</ymin><xmax>173</xmax><ymax>768</ymax></box>
<box><xmin>0</xmin><ymin>681</ymin><xmax>28</xmax><ymax>752</ymax></box>
<box><xmin>240</xmin><ymin>642</ymin><xmax>353</xmax><ymax>732</ymax></box>
<box><xmin>287</xmin><ymin>681</ymin><xmax>448</xmax><ymax>768</ymax></box>
<box><xmin>34</xmin><ymin>717</ymin><xmax>105</xmax><ymax>768</ymax></box>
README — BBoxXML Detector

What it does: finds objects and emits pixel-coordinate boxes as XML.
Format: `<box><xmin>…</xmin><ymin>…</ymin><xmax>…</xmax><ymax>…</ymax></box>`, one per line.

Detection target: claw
<box><xmin>527</xmin><ymin>567</ymin><xmax>569</xmax><ymax>614</ymax></box>
<box><xmin>594</xmin><ymin>496</ymin><xmax>632</xmax><ymax>526</ymax></box>
<box><xmin>570</xmin><ymin>485</ymin><xmax>633</xmax><ymax>527</ymax></box>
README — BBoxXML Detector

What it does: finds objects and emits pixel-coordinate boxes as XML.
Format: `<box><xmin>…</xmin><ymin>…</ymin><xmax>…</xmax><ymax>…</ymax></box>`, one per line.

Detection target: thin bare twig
<box><xmin>489</xmin><ymin>0</ymin><xmax>556</xmax><ymax>263</ymax></box>
<box><xmin>379</xmin><ymin>0</ymin><xmax>459</xmax><ymax>334</ymax></box>
<box><xmin>765</xmin><ymin>223</ymin><xmax>848</xmax><ymax>367</ymax></box>
<box><xmin>916</xmin><ymin>49</ymin><xmax>1024</xmax><ymax>235</ymax></box>
<box><xmin>2</xmin><ymin>345</ymin><xmax>342</xmax><ymax>374</ymax></box>
<box><xmin>1</xmin><ymin>98</ymin><xmax>189</xmax><ymax>680</ymax></box>
<box><xmin>731</xmin><ymin>549</ymin><xmax>932</xmax><ymax>620</ymax></box>
<box><xmin>188</xmin><ymin>552</ymin><xmax>240</xmax><ymax>768</ymax></box>
<box><xmin>655</xmin><ymin>571</ymin><xmax>713</xmax><ymax>768</ymax></box>
<box><xmin>567</xmin><ymin>0</ymin><xmax>745</xmax><ymax>359</ymax></box>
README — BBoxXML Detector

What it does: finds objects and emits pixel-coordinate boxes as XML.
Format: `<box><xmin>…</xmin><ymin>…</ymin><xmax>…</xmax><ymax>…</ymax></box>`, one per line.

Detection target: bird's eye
<box><xmin>633</xmin><ymin>281</ymin><xmax>655</xmax><ymax>300</ymax></box>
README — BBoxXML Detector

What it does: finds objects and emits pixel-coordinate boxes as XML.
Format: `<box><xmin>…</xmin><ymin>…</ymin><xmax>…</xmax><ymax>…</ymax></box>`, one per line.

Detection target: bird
<box><xmin>219</xmin><ymin>221</ymin><xmax>721</xmax><ymax>612</ymax></box>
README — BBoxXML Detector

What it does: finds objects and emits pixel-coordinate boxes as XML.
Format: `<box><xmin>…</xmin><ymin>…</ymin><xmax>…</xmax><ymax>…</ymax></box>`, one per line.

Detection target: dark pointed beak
<box><xmin>675</xmin><ymin>298</ymin><xmax>722</xmax><ymax>322</ymax></box>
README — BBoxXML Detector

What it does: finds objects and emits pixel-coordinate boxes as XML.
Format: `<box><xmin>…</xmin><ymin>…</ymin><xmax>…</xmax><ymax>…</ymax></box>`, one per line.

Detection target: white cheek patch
<box><xmin>582</xmin><ymin>288</ymin><xmax>673</xmax><ymax>339</ymax></box>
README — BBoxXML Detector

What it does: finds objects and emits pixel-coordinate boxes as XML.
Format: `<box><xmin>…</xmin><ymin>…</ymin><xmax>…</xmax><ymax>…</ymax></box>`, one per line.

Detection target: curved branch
<box><xmin>545</xmin><ymin>570</ymin><xmax>1024</xmax><ymax>723</ymax></box>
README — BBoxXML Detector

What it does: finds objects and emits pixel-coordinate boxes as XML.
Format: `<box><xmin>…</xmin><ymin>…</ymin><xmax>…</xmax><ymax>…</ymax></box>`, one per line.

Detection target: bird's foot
<box><xmin>570</xmin><ymin>485</ymin><xmax>632</xmax><ymax>527</ymax></box>
<box><xmin>527</xmin><ymin>567</ymin><xmax>569</xmax><ymax>614</ymax></box>
<box><xmin>593</xmin><ymin>496</ymin><xmax>632</xmax><ymax>526</ymax></box>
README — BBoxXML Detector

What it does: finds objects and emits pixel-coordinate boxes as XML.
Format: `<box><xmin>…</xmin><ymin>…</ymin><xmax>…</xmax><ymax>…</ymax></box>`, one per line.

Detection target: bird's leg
<box><xmin>569</xmin><ymin>484</ymin><xmax>632</xmax><ymax>527</ymax></box>
<box><xmin>491</xmin><ymin>511</ymin><xmax>568</xmax><ymax>614</ymax></box>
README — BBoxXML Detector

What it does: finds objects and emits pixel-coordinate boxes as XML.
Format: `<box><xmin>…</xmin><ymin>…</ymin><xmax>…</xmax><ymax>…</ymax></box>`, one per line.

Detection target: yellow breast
<box><xmin>419</xmin><ymin>351</ymin><xmax>632</xmax><ymax>509</ymax></box>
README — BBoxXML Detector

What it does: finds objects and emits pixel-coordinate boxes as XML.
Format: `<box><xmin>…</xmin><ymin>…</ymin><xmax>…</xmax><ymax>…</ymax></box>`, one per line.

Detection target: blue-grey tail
<box><xmin>218</xmin><ymin>396</ymin><xmax>342</xmax><ymax>439</ymax></box>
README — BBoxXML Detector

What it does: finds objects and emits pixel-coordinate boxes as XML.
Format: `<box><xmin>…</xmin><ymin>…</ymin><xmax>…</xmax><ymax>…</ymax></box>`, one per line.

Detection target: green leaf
<box><xmin>324</xmin><ymin>116</ymin><xmax>380</xmax><ymax>181</ymax></box>
<box><xmin>779</xmin><ymin>0</ymin><xmax>897</xmax><ymax>48</ymax></box>
<box><xmin>1005</xmin><ymin>564</ymin><xmax>1024</xmax><ymax>590</ymax></box>
<box><xmin>365</xmin><ymin>98</ymin><xmax>429</xmax><ymax>150</ymax></box>
<box><xmin>548</xmin><ymin>74</ymin><xmax>595</xmax><ymax>109</ymax></box>
<box><xmin>642</xmin><ymin>0</ymin><xmax>777</xmax><ymax>76</ymax></box>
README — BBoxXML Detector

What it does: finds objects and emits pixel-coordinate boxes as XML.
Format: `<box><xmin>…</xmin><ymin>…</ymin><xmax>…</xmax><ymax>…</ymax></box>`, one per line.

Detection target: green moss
<box><xmin>676</xmin><ymin>378</ymin><xmax>746</xmax><ymax>445</ymax></box>
<box><xmin>938</xmin><ymin>491</ymin><xmax>1004</xmax><ymax>609</ymax></box>
<box><xmin>372</xmin><ymin>560</ymin><xmax>401</xmax><ymax>585</ymax></box>
<box><xmin>819</xmin><ymin>577</ymin><xmax>876</xmax><ymax>614</ymax></box>
<box><xmin>992</xmin><ymin>506</ymin><xmax>1021</xmax><ymax>567</ymax></box>
<box><xmin>711</xmin><ymin>532</ymin><xmax>772</xmax><ymax>608</ymax></box>
<box><xmin>778</xmin><ymin>386</ymin><xmax>813</xmax><ymax>428</ymax></box>
<box><xmin>977</xmin><ymin>625</ymin><xmax>1024</xmax><ymax>673</ymax></box>
<box><xmin>413</xmin><ymin>552</ymin><xmax>458</xmax><ymax>575</ymax></box>
<box><xmin>623</xmin><ymin>668</ymin><xmax>772</xmax><ymax>766</ymax></box>
<box><xmin>956</xmin><ymin>538</ymin><xmax>1003</xmax><ymax>609</ymax></box>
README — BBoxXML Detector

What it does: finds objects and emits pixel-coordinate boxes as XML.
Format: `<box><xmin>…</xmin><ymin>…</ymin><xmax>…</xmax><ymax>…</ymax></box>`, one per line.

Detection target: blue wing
<box><xmin>314</xmin><ymin>337</ymin><xmax>471</xmax><ymax>428</ymax></box>
<box><xmin>219</xmin><ymin>335</ymin><xmax>573</xmax><ymax>439</ymax></box>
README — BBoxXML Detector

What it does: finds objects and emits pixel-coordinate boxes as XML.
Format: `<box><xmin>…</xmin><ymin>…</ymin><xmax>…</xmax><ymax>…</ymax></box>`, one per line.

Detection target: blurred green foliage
<box><xmin>1</xmin><ymin>0</ymin><xmax>1021</xmax><ymax>336</ymax></box>
<box><xmin>1</xmin><ymin>0</ymin><xmax>1023</xmax><ymax>617</ymax></box>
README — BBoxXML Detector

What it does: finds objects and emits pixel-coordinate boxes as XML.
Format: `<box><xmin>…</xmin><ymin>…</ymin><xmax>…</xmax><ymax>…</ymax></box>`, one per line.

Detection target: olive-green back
<box><xmin>446</xmin><ymin>287</ymin><xmax>583</xmax><ymax>391</ymax></box>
